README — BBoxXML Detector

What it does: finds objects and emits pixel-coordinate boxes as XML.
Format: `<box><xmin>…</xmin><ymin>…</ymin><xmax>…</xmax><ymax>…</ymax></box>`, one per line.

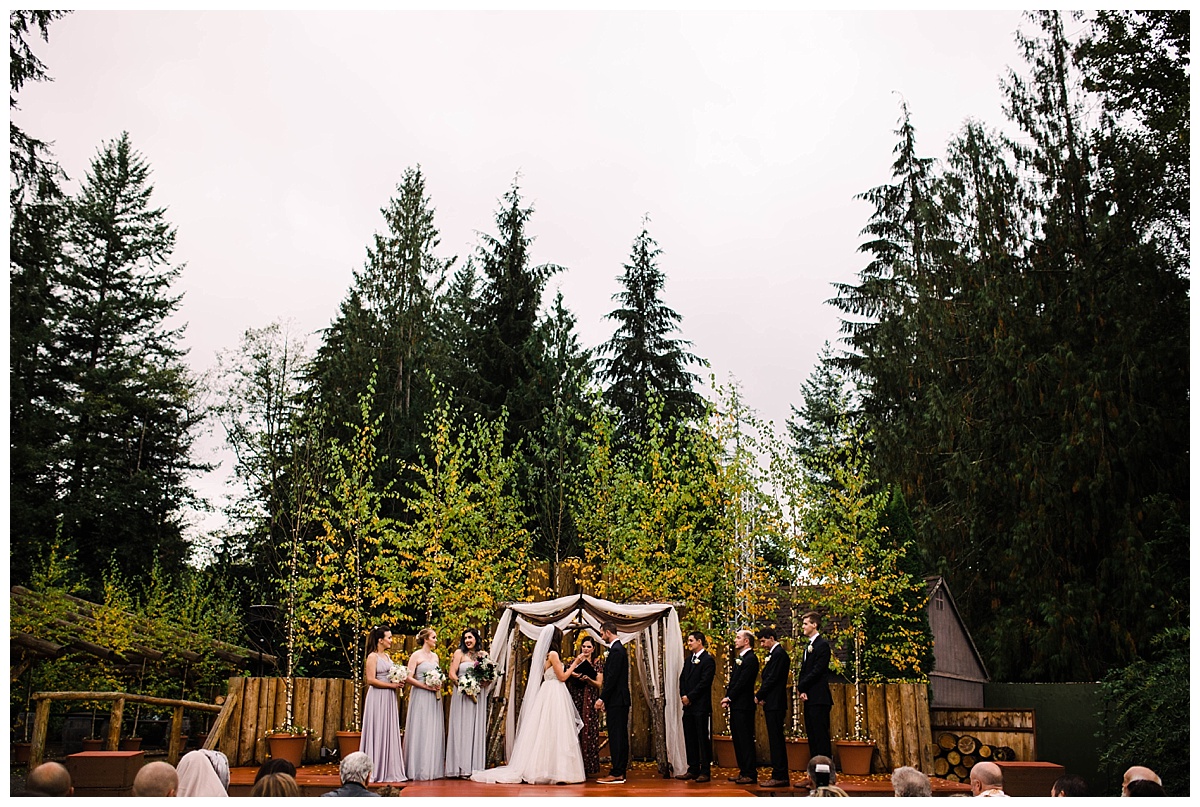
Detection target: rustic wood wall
<box><xmin>218</xmin><ymin>677</ymin><xmax>366</xmax><ymax>766</ymax></box>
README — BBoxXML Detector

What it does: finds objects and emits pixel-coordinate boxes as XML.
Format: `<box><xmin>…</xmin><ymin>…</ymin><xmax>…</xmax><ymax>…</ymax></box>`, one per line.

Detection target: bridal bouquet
<box><xmin>387</xmin><ymin>664</ymin><xmax>409</xmax><ymax>686</ymax></box>
<box><xmin>423</xmin><ymin>666</ymin><xmax>448</xmax><ymax>699</ymax></box>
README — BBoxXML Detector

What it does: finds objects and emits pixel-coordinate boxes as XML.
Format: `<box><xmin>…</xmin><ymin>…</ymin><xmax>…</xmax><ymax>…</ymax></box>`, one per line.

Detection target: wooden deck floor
<box><xmin>229</xmin><ymin>760</ymin><xmax>973</xmax><ymax>797</ymax></box>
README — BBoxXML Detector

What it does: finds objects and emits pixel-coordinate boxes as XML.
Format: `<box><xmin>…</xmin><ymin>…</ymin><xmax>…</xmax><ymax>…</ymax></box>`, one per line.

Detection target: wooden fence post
<box><xmin>106</xmin><ymin>697</ymin><xmax>125</xmax><ymax>750</ymax></box>
<box><xmin>29</xmin><ymin>697</ymin><xmax>51</xmax><ymax>770</ymax></box>
<box><xmin>168</xmin><ymin>705</ymin><xmax>185</xmax><ymax>765</ymax></box>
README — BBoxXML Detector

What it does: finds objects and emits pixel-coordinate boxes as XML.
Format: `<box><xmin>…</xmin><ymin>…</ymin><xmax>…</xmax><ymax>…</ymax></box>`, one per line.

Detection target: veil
<box><xmin>515</xmin><ymin>624</ymin><xmax>556</xmax><ymax>740</ymax></box>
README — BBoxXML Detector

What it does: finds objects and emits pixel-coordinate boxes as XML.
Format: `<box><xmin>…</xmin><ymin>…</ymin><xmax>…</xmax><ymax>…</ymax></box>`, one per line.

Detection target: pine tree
<box><xmin>55</xmin><ymin>133</ymin><xmax>204</xmax><ymax>586</ymax></box>
<box><xmin>597</xmin><ymin>222</ymin><xmax>705</xmax><ymax>444</ymax></box>
<box><xmin>787</xmin><ymin>342</ymin><xmax>854</xmax><ymax>481</ymax></box>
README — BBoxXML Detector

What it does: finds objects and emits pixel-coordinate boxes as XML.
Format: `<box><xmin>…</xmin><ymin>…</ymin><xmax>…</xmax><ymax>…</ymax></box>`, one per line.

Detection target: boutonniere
<box><xmin>734</xmin><ymin>657</ymin><xmax>743</xmax><ymax>666</ymax></box>
<box><xmin>692</xmin><ymin>656</ymin><xmax>700</xmax><ymax>665</ymax></box>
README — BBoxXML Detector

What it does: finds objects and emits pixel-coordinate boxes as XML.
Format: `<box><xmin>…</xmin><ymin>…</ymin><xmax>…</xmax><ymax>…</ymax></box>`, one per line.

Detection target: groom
<box><xmin>595</xmin><ymin>621</ymin><xmax>629</xmax><ymax>785</ymax></box>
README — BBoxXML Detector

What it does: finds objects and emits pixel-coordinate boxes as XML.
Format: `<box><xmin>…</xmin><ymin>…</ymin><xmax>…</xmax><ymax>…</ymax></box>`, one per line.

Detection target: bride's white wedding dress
<box><xmin>471</xmin><ymin>632</ymin><xmax>585</xmax><ymax>784</ymax></box>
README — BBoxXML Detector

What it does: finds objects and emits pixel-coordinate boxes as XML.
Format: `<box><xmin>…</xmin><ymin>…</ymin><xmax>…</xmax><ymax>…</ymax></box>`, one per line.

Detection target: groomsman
<box><xmin>795</xmin><ymin>611</ymin><xmax>833</xmax><ymax>759</ymax></box>
<box><xmin>676</xmin><ymin>631</ymin><xmax>716</xmax><ymax>782</ymax></box>
<box><xmin>596</xmin><ymin>622</ymin><xmax>630</xmax><ymax>784</ymax></box>
<box><xmin>721</xmin><ymin>629</ymin><xmax>759</xmax><ymax>784</ymax></box>
<box><xmin>755</xmin><ymin>626</ymin><xmax>791</xmax><ymax>787</ymax></box>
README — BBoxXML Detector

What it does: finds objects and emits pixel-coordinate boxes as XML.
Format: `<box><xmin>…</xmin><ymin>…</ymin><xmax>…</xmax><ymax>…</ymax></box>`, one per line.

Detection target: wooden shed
<box><xmin>925</xmin><ymin>576</ymin><xmax>989</xmax><ymax>708</ymax></box>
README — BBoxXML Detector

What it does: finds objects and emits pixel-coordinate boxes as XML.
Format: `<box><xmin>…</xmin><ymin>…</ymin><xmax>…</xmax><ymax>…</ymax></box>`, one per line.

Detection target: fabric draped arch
<box><xmin>487</xmin><ymin>593</ymin><xmax>687</xmax><ymax>777</ymax></box>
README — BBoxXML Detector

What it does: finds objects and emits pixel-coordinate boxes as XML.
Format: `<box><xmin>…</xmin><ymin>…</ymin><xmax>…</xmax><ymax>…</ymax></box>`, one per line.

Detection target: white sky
<box><xmin>14</xmin><ymin>8</ymin><xmax>1031</xmax><ymax>540</ymax></box>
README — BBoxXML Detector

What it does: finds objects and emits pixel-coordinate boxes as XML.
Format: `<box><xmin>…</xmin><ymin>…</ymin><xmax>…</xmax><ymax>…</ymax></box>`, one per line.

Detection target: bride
<box><xmin>471</xmin><ymin>624</ymin><xmax>586</xmax><ymax>785</ymax></box>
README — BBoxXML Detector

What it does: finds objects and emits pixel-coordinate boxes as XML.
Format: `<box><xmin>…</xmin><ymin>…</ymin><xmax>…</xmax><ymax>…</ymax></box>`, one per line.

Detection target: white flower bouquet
<box><xmin>387</xmin><ymin>664</ymin><xmax>409</xmax><ymax>686</ymax></box>
<box><xmin>423</xmin><ymin>666</ymin><xmax>447</xmax><ymax>699</ymax></box>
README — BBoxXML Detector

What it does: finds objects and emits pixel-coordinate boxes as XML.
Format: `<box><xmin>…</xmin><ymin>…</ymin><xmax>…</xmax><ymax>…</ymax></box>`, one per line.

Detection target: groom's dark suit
<box><xmin>599</xmin><ymin>639</ymin><xmax>630</xmax><ymax>778</ymax></box>
<box><xmin>724</xmin><ymin>647</ymin><xmax>759</xmax><ymax>780</ymax></box>
<box><xmin>795</xmin><ymin>633</ymin><xmax>833</xmax><ymax>758</ymax></box>
<box><xmin>679</xmin><ymin>648</ymin><xmax>716</xmax><ymax>777</ymax></box>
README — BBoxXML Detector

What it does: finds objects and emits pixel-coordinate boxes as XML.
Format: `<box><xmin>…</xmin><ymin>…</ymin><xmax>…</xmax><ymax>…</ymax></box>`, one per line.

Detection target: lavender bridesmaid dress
<box><xmin>405</xmin><ymin>660</ymin><xmax>446</xmax><ymax>780</ymax></box>
<box><xmin>444</xmin><ymin>656</ymin><xmax>489</xmax><ymax>777</ymax></box>
<box><xmin>360</xmin><ymin>654</ymin><xmax>406</xmax><ymax>782</ymax></box>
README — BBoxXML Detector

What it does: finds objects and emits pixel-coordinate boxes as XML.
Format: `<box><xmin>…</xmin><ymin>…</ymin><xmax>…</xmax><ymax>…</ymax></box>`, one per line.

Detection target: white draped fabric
<box><xmin>486</xmin><ymin>594</ymin><xmax>686</xmax><ymax>775</ymax></box>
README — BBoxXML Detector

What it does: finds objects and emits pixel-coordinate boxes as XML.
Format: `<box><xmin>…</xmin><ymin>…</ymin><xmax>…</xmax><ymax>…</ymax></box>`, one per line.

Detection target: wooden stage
<box><xmin>230</xmin><ymin>760</ymin><xmax>973</xmax><ymax>797</ymax></box>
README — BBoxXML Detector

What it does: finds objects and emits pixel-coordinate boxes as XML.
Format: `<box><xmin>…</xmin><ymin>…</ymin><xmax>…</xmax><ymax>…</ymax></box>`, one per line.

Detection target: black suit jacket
<box><xmin>795</xmin><ymin>634</ymin><xmax>833</xmax><ymax>705</ymax></box>
<box><xmin>679</xmin><ymin>649</ymin><xmax>716</xmax><ymax>715</ymax></box>
<box><xmin>725</xmin><ymin>648</ymin><xmax>759</xmax><ymax>711</ymax></box>
<box><xmin>599</xmin><ymin>639</ymin><xmax>631</xmax><ymax>707</ymax></box>
<box><xmin>755</xmin><ymin>642</ymin><xmax>790</xmax><ymax>711</ymax></box>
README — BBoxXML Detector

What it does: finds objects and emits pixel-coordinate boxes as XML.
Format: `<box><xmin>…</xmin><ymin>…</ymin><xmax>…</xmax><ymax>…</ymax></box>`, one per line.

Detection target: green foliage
<box><xmin>1097</xmin><ymin>628</ymin><xmax>1189</xmax><ymax>796</ymax></box>
<box><xmin>831</xmin><ymin>11</ymin><xmax>1188</xmax><ymax>681</ymax></box>
<box><xmin>597</xmin><ymin>222</ymin><xmax>705</xmax><ymax>445</ymax></box>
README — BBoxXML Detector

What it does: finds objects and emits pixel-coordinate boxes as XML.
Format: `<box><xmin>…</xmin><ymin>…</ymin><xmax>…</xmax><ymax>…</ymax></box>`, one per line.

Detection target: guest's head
<box><xmin>686</xmin><ymin>631</ymin><xmax>707</xmax><ymax>652</ymax></box>
<box><xmin>416</xmin><ymin>627</ymin><xmax>436</xmax><ymax>649</ymax></box>
<box><xmin>808</xmin><ymin>755</ymin><xmax>837</xmax><ymax>787</ymax></box>
<box><xmin>367</xmin><ymin>625</ymin><xmax>393</xmax><ymax>655</ymax></box>
<box><xmin>254</xmin><ymin>757</ymin><xmax>297</xmax><ymax>782</ymax></box>
<box><xmin>1122</xmin><ymin>766</ymin><xmax>1162</xmax><ymax>796</ymax></box>
<box><xmin>340</xmin><ymin>751</ymin><xmax>373</xmax><ymax>786</ymax></box>
<box><xmin>460</xmin><ymin>628</ymin><xmax>483</xmax><ymax>654</ymax></box>
<box><xmin>133</xmin><ymin>760</ymin><xmax>179</xmax><ymax>796</ymax></box>
<box><xmin>970</xmin><ymin>761</ymin><xmax>1004</xmax><ymax>796</ymax></box>
<box><xmin>1125</xmin><ymin>779</ymin><xmax>1166</xmax><ymax>797</ymax></box>
<box><xmin>176</xmin><ymin>749</ymin><xmax>230</xmax><ymax>796</ymax></box>
<box><xmin>892</xmin><ymin>766</ymin><xmax>931</xmax><ymax>797</ymax></box>
<box><xmin>26</xmin><ymin>762</ymin><xmax>72</xmax><ymax>796</ymax></box>
<box><xmin>250</xmin><ymin>772</ymin><xmax>299</xmax><ymax>797</ymax></box>
<box><xmin>1051</xmin><ymin>773</ymin><xmax>1088</xmax><ymax>797</ymax></box>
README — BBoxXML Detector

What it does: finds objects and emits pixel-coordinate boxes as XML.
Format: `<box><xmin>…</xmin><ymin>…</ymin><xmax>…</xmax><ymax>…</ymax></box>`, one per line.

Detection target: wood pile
<box><xmin>932</xmin><ymin>732</ymin><xmax>1017</xmax><ymax>781</ymax></box>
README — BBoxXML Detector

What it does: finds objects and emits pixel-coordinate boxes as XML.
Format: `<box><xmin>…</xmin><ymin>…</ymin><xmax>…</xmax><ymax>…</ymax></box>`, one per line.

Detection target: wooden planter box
<box><xmin>66</xmin><ymin>751</ymin><xmax>144</xmax><ymax>796</ymax></box>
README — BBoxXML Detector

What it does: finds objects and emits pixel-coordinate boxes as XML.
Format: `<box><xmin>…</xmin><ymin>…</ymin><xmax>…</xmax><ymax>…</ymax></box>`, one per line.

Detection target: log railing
<box><xmin>28</xmin><ymin>691</ymin><xmax>225</xmax><ymax>770</ymax></box>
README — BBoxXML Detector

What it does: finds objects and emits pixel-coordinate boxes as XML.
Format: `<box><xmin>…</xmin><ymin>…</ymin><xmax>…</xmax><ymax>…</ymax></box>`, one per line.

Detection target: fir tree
<box><xmin>597</xmin><ymin>222</ymin><xmax>705</xmax><ymax>444</ymax></box>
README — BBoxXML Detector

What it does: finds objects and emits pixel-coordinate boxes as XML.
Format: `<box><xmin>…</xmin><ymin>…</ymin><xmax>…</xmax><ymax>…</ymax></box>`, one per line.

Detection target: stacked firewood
<box><xmin>932</xmin><ymin>732</ymin><xmax>1016</xmax><ymax>781</ymax></box>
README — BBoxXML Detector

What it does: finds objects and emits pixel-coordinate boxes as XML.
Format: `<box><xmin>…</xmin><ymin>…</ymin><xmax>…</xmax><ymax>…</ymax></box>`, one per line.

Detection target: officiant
<box><xmin>566</xmin><ymin>634</ymin><xmax>604</xmax><ymax>777</ymax></box>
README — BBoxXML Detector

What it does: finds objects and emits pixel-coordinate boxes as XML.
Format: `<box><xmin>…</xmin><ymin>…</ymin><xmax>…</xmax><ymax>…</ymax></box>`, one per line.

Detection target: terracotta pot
<box><xmin>195</xmin><ymin>733</ymin><xmax>208</xmax><ymax>749</ymax></box>
<box><xmin>119</xmin><ymin>737</ymin><xmax>143</xmax><ymax>751</ymax></box>
<box><xmin>711</xmin><ymin>735</ymin><xmax>737</xmax><ymax>769</ymax></box>
<box><xmin>336</xmin><ymin>731</ymin><xmax>361</xmax><ymax>758</ymax></box>
<box><xmin>81</xmin><ymin>738</ymin><xmax>105</xmax><ymax>751</ymax></box>
<box><xmin>13</xmin><ymin>743</ymin><xmax>32</xmax><ymax>765</ymax></box>
<box><xmin>267</xmin><ymin>733</ymin><xmax>307</xmax><ymax>768</ymax></box>
<box><xmin>786</xmin><ymin>737</ymin><xmax>811</xmax><ymax>772</ymax></box>
<box><xmin>834</xmin><ymin>739</ymin><xmax>875</xmax><ymax>775</ymax></box>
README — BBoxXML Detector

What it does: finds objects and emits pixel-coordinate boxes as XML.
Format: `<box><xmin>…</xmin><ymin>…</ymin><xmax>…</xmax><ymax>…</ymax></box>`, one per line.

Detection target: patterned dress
<box><xmin>567</xmin><ymin>657</ymin><xmax>604</xmax><ymax>776</ymax></box>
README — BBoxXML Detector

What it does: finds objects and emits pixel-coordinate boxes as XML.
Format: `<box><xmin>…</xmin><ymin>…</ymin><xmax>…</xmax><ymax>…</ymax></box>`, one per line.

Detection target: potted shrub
<box><xmin>265</xmin><ymin>723</ymin><xmax>316</xmax><ymax>768</ymax></box>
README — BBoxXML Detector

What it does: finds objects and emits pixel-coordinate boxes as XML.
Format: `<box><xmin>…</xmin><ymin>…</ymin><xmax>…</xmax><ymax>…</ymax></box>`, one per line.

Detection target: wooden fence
<box><xmin>216</xmin><ymin>677</ymin><xmax>365</xmax><ymax>766</ymax></box>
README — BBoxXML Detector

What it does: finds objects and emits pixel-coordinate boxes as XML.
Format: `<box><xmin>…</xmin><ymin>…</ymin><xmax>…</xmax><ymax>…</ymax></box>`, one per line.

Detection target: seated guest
<box><xmin>251</xmin><ymin>772</ymin><xmax>300</xmax><ymax>797</ymax></box>
<box><xmin>892</xmin><ymin>765</ymin><xmax>932</xmax><ymax>797</ymax></box>
<box><xmin>133</xmin><ymin>760</ymin><xmax>179</xmax><ymax>796</ymax></box>
<box><xmin>805</xmin><ymin>755</ymin><xmax>848</xmax><ymax>797</ymax></box>
<box><xmin>969</xmin><ymin>761</ymin><xmax>1008</xmax><ymax>797</ymax></box>
<box><xmin>322</xmin><ymin>751</ymin><xmax>380</xmax><ymax>797</ymax></box>
<box><xmin>1050</xmin><ymin>773</ymin><xmax>1088</xmax><ymax>797</ymax></box>
<box><xmin>255</xmin><ymin>757</ymin><xmax>298</xmax><ymax>782</ymax></box>
<box><xmin>26</xmin><ymin>762</ymin><xmax>73</xmax><ymax>796</ymax></box>
<box><xmin>176</xmin><ymin>749</ymin><xmax>230</xmax><ymax>797</ymax></box>
<box><xmin>1122</xmin><ymin>766</ymin><xmax>1162</xmax><ymax>796</ymax></box>
<box><xmin>1125</xmin><ymin>779</ymin><xmax>1166</xmax><ymax>797</ymax></box>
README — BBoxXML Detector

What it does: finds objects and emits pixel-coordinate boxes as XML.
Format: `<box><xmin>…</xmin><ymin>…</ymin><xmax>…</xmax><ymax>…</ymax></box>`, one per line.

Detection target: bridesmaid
<box><xmin>404</xmin><ymin>627</ymin><xmax>446</xmax><ymax>780</ymax></box>
<box><xmin>445</xmin><ymin>628</ymin><xmax>489</xmax><ymax>778</ymax></box>
<box><xmin>359</xmin><ymin>626</ymin><xmax>407</xmax><ymax>782</ymax></box>
<box><xmin>566</xmin><ymin>634</ymin><xmax>604</xmax><ymax>777</ymax></box>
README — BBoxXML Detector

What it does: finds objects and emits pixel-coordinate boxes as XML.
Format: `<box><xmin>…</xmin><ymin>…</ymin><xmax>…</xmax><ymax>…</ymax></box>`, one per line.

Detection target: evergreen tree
<box><xmin>55</xmin><ymin>133</ymin><xmax>205</xmax><ymax>587</ymax></box>
<box><xmin>9</xmin><ymin>9</ymin><xmax>69</xmax><ymax>583</ymax></box>
<box><xmin>306</xmin><ymin>166</ymin><xmax>451</xmax><ymax>509</ymax></box>
<box><xmin>786</xmin><ymin>342</ymin><xmax>854</xmax><ymax>480</ymax></box>
<box><xmin>597</xmin><ymin>222</ymin><xmax>705</xmax><ymax>444</ymax></box>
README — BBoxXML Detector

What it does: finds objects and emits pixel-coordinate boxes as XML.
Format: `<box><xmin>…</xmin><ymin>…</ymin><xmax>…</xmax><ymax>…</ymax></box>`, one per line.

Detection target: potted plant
<box><xmin>265</xmin><ymin>723</ymin><xmax>317</xmax><ymax>768</ymax></box>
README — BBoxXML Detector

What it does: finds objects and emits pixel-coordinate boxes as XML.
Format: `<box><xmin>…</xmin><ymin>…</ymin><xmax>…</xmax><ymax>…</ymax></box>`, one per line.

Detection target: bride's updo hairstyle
<box><xmin>366</xmin><ymin>625</ymin><xmax>390</xmax><ymax>655</ymax></box>
<box><xmin>460</xmin><ymin>628</ymin><xmax>483</xmax><ymax>654</ymax></box>
<box><xmin>416</xmin><ymin>627</ymin><xmax>436</xmax><ymax>648</ymax></box>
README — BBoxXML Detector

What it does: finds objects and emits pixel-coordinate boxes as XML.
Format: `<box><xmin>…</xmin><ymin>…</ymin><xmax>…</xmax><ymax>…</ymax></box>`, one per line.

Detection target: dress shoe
<box><xmin>760</xmin><ymin>778</ymin><xmax>791</xmax><ymax>788</ymax></box>
<box><xmin>675</xmin><ymin>772</ymin><xmax>696</xmax><ymax>780</ymax></box>
<box><xmin>597</xmin><ymin>775</ymin><xmax>625</xmax><ymax>784</ymax></box>
<box><xmin>735</xmin><ymin>776</ymin><xmax>756</xmax><ymax>785</ymax></box>
<box><xmin>727</xmin><ymin>776</ymin><xmax>740</xmax><ymax>783</ymax></box>
<box><xmin>695</xmin><ymin>774</ymin><xmax>710</xmax><ymax>783</ymax></box>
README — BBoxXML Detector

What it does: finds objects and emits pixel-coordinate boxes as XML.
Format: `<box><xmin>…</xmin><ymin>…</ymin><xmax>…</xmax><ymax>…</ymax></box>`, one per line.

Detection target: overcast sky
<box><xmin>15</xmin><ymin>8</ymin><xmax>1032</xmax><ymax>540</ymax></box>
